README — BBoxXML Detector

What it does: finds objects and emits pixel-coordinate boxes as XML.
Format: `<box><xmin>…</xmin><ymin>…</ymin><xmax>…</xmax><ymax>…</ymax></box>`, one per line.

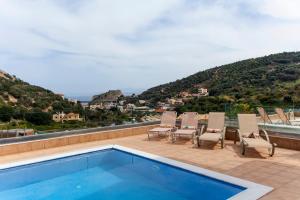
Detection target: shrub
<box><xmin>0</xmin><ymin>106</ymin><xmax>13</xmax><ymax>122</ymax></box>
<box><xmin>25</xmin><ymin>112</ymin><xmax>52</xmax><ymax>125</ymax></box>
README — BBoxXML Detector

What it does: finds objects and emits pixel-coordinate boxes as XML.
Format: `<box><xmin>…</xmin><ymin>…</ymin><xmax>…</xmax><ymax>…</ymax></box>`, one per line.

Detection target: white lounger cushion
<box><xmin>174</xmin><ymin>129</ymin><xmax>196</xmax><ymax>135</ymax></box>
<box><xmin>243</xmin><ymin>138</ymin><xmax>272</xmax><ymax>148</ymax></box>
<box><xmin>149</xmin><ymin>127</ymin><xmax>172</xmax><ymax>132</ymax></box>
<box><xmin>199</xmin><ymin>132</ymin><xmax>222</xmax><ymax>142</ymax></box>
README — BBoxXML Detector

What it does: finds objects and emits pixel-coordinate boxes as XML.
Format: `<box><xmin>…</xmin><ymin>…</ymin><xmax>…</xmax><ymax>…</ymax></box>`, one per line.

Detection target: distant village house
<box><xmin>179</xmin><ymin>91</ymin><xmax>191</xmax><ymax>98</ymax></box>
<box><xmin>53</xmin><ymin>112</ymin><xmax>82</xmax><ymax>122</ymax></box>
<box><xmin>198</xmin><ymin>88</ymin><xmax>209</xmax><ymax>96</ymax></box>
<box><xmin>89</xmin><ymin>103</ymin><xmax>104</xmax><ymax>110</ymax></box>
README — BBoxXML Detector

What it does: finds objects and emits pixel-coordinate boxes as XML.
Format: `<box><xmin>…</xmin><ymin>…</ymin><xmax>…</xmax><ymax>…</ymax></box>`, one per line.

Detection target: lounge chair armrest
<box><xmin>171</xmin><ymin>126</ymin><xmax>177</xmax><ymax>132</ymax></box>
<box><xmin>261</xmin><ymin>129</ymin><xmax>270</xmax><ymax>143</ymax></box>
<box><xmin>194</xmin><ymin>129</ymin><xmax>199</xmax><ymax>137</ymax></box>
<box><xmin>222</xmin><ymin>126</ymin><xmax>226</xmax><ymax>138</ymax></box>
<box><xmin>237</xmin><ymin>129</ymin><xmax>243</xmax><ymax>144</ymax></box>
<box><xmin>195</xmin><ymin>127</ymin><xmax>201</xmax><ymax>136</ymax></box>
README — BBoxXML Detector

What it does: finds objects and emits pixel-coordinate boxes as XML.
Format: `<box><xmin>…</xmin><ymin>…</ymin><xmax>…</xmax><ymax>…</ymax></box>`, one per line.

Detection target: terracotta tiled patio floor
<box><xmin>1</xmin><ymin>134</ymin><xmax>300</xmax><ymax>200</ymax></box>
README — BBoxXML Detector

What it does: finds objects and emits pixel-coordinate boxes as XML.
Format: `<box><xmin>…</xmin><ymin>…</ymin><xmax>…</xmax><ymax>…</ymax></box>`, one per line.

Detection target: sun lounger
<box><xmin>197</xmin><ymin>112</ymin><xmax>226</xmax><ymax>148</ymax></box>
<box><xmin>148</xmin><ymin>111</ymin><xmax>177</xmax><ymax>140</ymax></box>
<box><xmin>173</xmin><ymin>112</ymin><xmax>198</xmax><ymax>143</ymax></box>
<box><xmin>275</xmin><ymin>108</ymin><xmax>300</xmax><ymax>126</ymax></box>
<box><xmin>257</xmin><ymin>107</ymin><xmax>272</xmax><ymax>124</ymax></box>
<box><xmin>275</xmin><ymin>108</ymin><xmax>292</xmax><ymax>125</ymax></box>
<box><xmin>237</xmin><ymin>114</ymin><xmax>276</xmax><ymax>156</ymax></box>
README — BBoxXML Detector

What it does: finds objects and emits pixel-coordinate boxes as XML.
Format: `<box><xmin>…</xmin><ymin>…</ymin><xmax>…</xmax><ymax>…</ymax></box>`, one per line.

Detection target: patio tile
<box><xmin>1</xmin><ymin>133</ymin><xmax>300</xmax><ymax>199</ymax></box>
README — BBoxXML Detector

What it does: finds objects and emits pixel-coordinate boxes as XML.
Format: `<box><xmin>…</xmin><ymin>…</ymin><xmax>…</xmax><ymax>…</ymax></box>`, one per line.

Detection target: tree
<box><xmin>283</xmin><ymin>96</ymin><xmax>293</xmax><ymax>105</ymax></box>
<box><xmin>12</xmin><ymin>107</ymin><xmax>27</xmax><ymax>120</ymax></box>
<box><xmin>25</xmin><ymin>111</ymin><xmax>52</xmax><ymax>125</ymax></box>
<box><xmin>0</xmin><ymin>106</ymin><xmax>13</xmax><ymax>122</ymax></box>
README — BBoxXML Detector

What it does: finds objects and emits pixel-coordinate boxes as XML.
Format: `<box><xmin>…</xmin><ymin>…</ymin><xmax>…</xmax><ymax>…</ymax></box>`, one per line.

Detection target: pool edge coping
<box><xmin>0</xmin><ymin>144</ymin><xmax>273</xmax><ymax>200</ymax></box>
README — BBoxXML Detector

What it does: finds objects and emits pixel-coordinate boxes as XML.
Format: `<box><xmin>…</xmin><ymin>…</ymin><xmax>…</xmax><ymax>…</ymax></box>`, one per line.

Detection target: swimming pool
<box><xmin>259</xmin><ymin>122</ymin><xmax>300</xmax><ymax>135</ymax></box>
<box><xmin>0</xmin><ymin>145</ymin><xmax>272</xmax><ymax>200</ymax></box>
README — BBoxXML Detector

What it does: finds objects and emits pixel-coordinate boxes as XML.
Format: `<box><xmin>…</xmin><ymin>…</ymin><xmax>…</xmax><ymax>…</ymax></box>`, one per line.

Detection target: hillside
<box><xmin>139</xmin><ymin>52</ymin><xmax>300</xmax><ymax>108</ymax></box>
<box><xmin>0</xmin><ymin>70</ymin><xmax>81</xmax><ymax>113</ymax></box>
<box><xmin>90</xmin><ymin>90</ymin><xmax>123</xmax><ymax>105</ymax></box>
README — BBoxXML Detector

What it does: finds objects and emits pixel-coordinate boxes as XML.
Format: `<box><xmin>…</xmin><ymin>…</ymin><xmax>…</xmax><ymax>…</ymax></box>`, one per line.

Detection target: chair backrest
<box><xmin>288</xmin><ymin>109</ymin><xmax>295</xmax><ymax>120</ymax></box>
<box><xmin>238</xmin><ymin>114</ymin><xmax>259</xmax><ymax>138</ymax></box>
<box><xmin>275</xmin><ymin>108</ymin><xmax>291</xmax><ymax>125</ymax></box>
<box><xmin>257</xmin><ymin>107</ymin><xmax>272</xmax><ymax>124</ymax></box>
<box><xmin>160</xmin><ymin>111</ymin><xmax>177</xmax><ymax>127</ymax></box>
<box><xmin>181</xmin><ymin>112</ymin><xmax>198</xmax><ymax>129</ymax></box>
<box><xmin>207</xmin><ymin>112</ymin><xmax>225</xmax><ymax>131</ymax></box>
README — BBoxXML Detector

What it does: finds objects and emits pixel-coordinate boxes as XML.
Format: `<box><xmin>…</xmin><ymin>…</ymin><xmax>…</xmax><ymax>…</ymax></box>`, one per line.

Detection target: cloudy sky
<box><xmin>0</xmin><ymin>0</ymin><xmax>300</xmax><ymax>98</ymax></box>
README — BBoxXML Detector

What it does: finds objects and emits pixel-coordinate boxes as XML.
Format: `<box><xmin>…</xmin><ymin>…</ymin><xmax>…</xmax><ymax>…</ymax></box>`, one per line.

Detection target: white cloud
<box><xmin>258</xmin><ymin>0</ymin><xmax>300</xmax><ymax>20</ymax></box>
<box><xmin>0</xmin><ymin>0</ymin><xmax>299</xmax><ymax>96</ymax></box>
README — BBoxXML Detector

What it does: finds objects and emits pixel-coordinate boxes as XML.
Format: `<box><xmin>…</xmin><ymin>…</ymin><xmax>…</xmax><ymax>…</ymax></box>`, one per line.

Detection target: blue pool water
<box><xmin>0</xmin><ymin>149</ymin><xmax>245</xmax><ymax>200</ymax></box>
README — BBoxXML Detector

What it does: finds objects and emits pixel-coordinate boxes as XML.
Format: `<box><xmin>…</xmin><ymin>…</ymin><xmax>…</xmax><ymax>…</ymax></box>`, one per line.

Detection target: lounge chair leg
<box><xmin>221</xmin><ymin>139</ymin><xmax>224</xmax><ymax>149</ymax></box>
<box><xmin>197</xmin><ymin>138</ymin><xmax>201</xmax><ymax>147</ymax></box>
<box><xmin>193</xmin><ymin>136</ymin><xmax>198</xmax><ymax>147</ymax></box>
<box><xmin>234</xmin><ymin>131</ymin><xmax>237</xmax><ymax>144</ymax></box>
<box><xmin>169</xmin><ymin>132</ymin><xmax>174</xmax><ymax>143</ymax></box>
<box><xmin>172</xmin><ymin>135</ymin><xmax>176</xmax><ymax>143</ymax></box>
<box><xmin>241</xmin><ymin>142</ymin><xmax>245</xmax><ymax>155</ymax></box>
<box><xmin>269</xmin><ymin>143</ymin><xmax>277</xmax><ymax>156</ymax></box>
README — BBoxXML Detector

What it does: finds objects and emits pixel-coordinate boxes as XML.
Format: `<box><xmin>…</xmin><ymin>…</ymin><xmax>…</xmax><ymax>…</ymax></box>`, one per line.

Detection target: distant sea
<box><xmin>67</xmin><ymin>96</ymin><xmax>91</xmax><ymax>102</ymax></box>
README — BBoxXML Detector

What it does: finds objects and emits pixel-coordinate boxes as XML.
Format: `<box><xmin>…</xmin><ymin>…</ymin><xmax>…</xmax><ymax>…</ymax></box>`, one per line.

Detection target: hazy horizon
<box><xmin>1</xmin><ymin>0</ymin><xmax>300</xmax><ymax>96</ymax></box>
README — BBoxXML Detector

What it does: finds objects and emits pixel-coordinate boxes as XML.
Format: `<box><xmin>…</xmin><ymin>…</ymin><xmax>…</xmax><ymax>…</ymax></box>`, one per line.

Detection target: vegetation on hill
<box><xmin>84</xmin><ymin>107</ymin><xmax>130</xmax><ymax>127</ymax></box>
<box><xmin>140</xmin><ymin>52</ymin><xmax>300</xmax><ymax>113</ymax></box>
<box><xmin>0</xmin><ymin>72</ymin><xmax>133</xmax><ymax>132</ymax></box>
<box><xmin>0</xmin><ymin>70</ymin><xmax>83</xmax><ymax>127</ymax></box>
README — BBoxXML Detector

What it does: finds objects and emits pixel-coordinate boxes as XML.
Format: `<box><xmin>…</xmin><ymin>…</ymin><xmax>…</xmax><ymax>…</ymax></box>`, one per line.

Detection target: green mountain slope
<box><xmin>0</xmin><ymin>70</ymin><xmax>81</xmax><ymax>113</ymax></box>
<box><xmin>139</xmin><ymin>52</ymin><xmax>300</xmax><ymax>110</ymax></box>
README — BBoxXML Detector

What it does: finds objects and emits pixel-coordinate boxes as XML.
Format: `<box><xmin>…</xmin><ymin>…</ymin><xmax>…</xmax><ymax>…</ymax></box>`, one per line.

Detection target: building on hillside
<box><xmin>65</xmin><ymin>113</ymin><xmax>82</xmax><ymax>121</ymax></box>
<box><xmin>52</xmin><ymin>112</ymin><xmax>82</xmax><ymax>122</ymax></box>
<box><xmin>162</xmin><ymin>103</ymin><xmax>171</xmax><ymax>109</ymax></box>
<box><xmin>90</xmin><ymin>101</ymin><xmax>118</xmax><ymax>110</ymax></box>
<box><xmin>81</xmin><ymin>102</ymin><xmax>89</xmax><ymax>109</ymax></box>
<box><xmin>138</xmin><ymin>100</ymin><xmax>146</xmax><ymax>105</ymax></box>
<box><xmin>167</xmin><ymin>98</ymin><xmax>184</xmax><ymax>106</ymax></box>
<box><xmin>90</xmin><ymin>103</ymin><xmax>104</xmax><ymax>110</ymax></box>
<box><xmin>155</xmin><ymin>103</ymin><xmax>174</xmax><ymax>112</ymax></box>
<box><xmin>53</xmin><ymin>112</ymin><xmax>65</xmax><ymax>122</ymax></box>
<box><xmin>167</xmin><ymin>98</ymin><xmax>176</xmax><ymax>105</ymax></box>
<box><xmin>157</xmin><ymin>101</ymin><xmax>172</xmax><ymax>108</ymax></box>
<box><xmin>119</xmin><ymin>100</ymin><xmax>126</xmax><ymax>106</ymax></box>
<box><xmin>68</xmin><ymin>98</ymin><xmax>78</xmax><ymax>104</ymax></box>
<box><xmin>179</xmin><ymin>91</ymin><xmax>191</xmax><ymax>98</ymax></box>
<box><xmin>198</xmin><ymin>88</ymin><xmax>209</xmax><ymax>96</ymax></box>
<box><xmin>134</xmin><ymin>106</ymin><xmax>150</xmax><ymax>112</ymax></box>
<box><xmin>117</xmin><ymin>106</ymin><xmax>125</xmax><ymax>113</ymax></box>
<box><xmin>174</xmin><ymin>98</ymin><xmax>184</xmax><ymax>105</ymax></box>
<box><xmin>126</xmin><ymin>104</ymin><xmax>136</xmax><ymax>111</ymax></box>
<box><xmin>103</xmin><ymin>102</ymin><xmax>117</xmax><ymax>110</ymax></box>
<box><xmin>192</xmin><ymin>88</ymin><xmax>209</xmax><ymax>97</ymax></box>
